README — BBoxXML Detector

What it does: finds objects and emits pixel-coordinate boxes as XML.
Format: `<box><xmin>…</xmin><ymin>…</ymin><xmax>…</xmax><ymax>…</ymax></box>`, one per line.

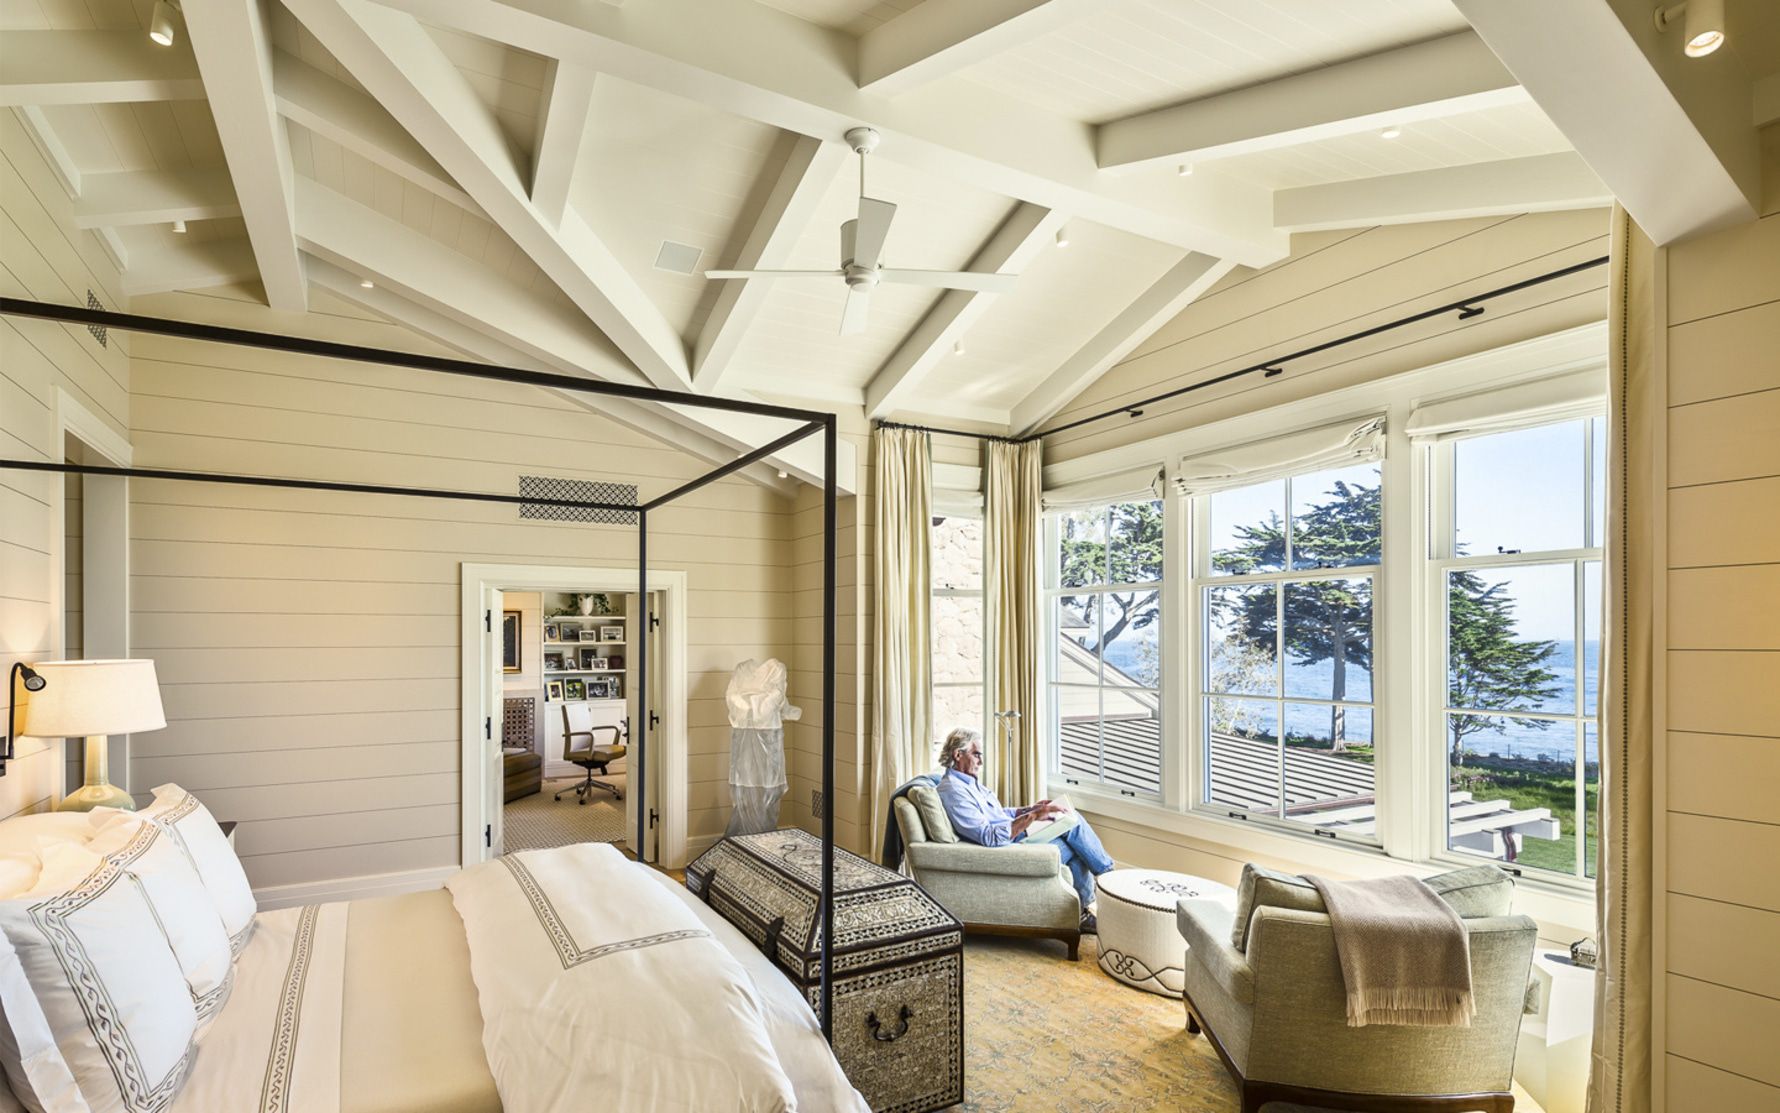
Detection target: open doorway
<box><xmin>459</xmin><ymin>564</ymin><xmax>688</xmax><ymax>869</ymax></box>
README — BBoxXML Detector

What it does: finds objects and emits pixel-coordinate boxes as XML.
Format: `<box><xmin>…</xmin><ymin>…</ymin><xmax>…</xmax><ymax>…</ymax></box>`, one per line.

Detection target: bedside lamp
<box><xmin>22</xmin><ymin>660</ymin><xmax>167</xmax><ymax>813</ymax></box>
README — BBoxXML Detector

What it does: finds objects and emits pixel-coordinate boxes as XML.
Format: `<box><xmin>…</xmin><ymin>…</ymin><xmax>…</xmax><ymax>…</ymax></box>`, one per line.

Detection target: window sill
<box><xmin>1055</xmin><ymin>780</ymin><xmax>1596</xmax><ymax>940</ymax></box>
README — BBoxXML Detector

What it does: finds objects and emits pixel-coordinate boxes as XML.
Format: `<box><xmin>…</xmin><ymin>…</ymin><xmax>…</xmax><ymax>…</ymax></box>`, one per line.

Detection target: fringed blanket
<box><xmin>1305</xmin><ymin>874</ymin><xmax>1474</xmax><ymax>1028</ymax></box>
<box><xmin>447</xmin><ymin>843</ymin><xmax>797</xmax><ymax>1112</ymax></box>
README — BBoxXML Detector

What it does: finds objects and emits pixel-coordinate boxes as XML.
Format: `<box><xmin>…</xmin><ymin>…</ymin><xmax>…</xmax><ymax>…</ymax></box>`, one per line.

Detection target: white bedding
<box><xmin>446</xmin><ymin>843</ymin><xmax>800</xmax><ymax>1113</ymax></box>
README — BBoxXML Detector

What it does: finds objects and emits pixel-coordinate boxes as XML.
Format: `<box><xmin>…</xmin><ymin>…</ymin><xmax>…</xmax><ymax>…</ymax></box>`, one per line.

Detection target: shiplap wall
<box><xmin>1656</xmin><ymin>125</ymin><xmax>1780</xmax><ymax>1109</ymax></box>
<box><xmin>1043</xmin><ymin>209</ymin><xmax>1612</xmax><ymax>464</ymax></box>
<box><xmin>0</xmin><ymin>115</ymin><xmax>129</xmax><ymax>820</ymax></box>
<box><xmin>123</xmin><ymin>286</ymin><xmax>799</xmax><ymax>888</ymax></box>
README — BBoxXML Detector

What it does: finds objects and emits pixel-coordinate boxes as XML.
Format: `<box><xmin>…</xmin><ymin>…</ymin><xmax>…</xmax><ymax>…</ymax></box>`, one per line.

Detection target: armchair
<box><xmin>893</xmin><ymin>786</ymin><xmax>1081</xmax><ymax>959</ymax></box>
<box><xmin>1176</xmin><ymin>866</ymin><xmax>1537</xmax><ymax>1113</ymax></box>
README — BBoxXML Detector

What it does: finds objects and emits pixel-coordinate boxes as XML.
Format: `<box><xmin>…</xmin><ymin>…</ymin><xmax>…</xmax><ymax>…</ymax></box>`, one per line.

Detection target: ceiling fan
<box><xmin>704</xmin><ymin>127</ymin><xmax>1017</xmax><ymax>335</ymax></box>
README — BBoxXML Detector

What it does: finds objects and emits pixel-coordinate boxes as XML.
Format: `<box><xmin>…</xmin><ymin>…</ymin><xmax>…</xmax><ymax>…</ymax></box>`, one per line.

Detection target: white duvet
<box><xmin>446</xmin><ymin>843</ymin><xmax>799</xmax><ymax>1113</ymax></box>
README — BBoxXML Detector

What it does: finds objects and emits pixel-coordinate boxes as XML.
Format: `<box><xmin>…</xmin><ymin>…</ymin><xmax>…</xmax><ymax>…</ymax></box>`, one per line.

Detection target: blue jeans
<box><xmin>1020</xmin><ymin>818</ymin><xmax>1113</xmax><ymax>908</ymax></box>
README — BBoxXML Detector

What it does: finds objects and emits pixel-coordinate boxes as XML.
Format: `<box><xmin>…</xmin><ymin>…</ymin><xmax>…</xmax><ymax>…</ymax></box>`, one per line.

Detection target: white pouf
<box><xmin>1095</xmin><ymin>869</ymin><xmax>1236</xmax><ymax>997</ymax></box>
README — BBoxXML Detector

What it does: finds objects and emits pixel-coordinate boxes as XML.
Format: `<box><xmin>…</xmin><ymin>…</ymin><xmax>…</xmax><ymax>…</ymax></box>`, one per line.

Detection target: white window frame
<box><xmin>1421</xmin><ymin>416</ymin><xmax>1604</xmax><ymax>887</ymax></box>
<box><xmin>931</xmin><ymin>511</ymin><xmax>988</xmax><ymax>744</ymax></box>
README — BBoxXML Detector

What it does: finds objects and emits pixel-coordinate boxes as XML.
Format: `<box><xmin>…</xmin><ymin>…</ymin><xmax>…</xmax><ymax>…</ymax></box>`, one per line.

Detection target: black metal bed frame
<box><xmin>0</xmin><ymin>296</ymin><xmax>843</xmax><ymax>1040</ymax></box>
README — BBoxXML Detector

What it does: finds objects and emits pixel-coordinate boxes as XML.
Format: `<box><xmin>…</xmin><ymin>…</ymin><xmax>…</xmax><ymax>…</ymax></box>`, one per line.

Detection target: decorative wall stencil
<box><xmin>85</xmin><ymin>290</ymin><xmax>107</xmax><ymax>347</ymax></box>
<box><xmin>517</xmin><ymin>475</ymin><xmax>638</xmax><ymax>524</ymax></box>
<box><xmin>503</xmin><ymin>696</ymin><xmax>535</xmax><ymax>751</ymax></box>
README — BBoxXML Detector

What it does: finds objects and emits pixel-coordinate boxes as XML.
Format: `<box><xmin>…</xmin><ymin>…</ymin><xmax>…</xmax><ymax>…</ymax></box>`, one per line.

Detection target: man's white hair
<box><xmin>937</xmin><ymin>727</ymin><xmax>980</xmax><ymax>770</ymax></box>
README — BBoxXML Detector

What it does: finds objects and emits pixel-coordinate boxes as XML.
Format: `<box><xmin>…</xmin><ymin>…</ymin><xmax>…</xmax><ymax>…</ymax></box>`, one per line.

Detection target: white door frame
<box><xmin>459</xmin><ymin>562</ymin><xmax>689</xmax><ymax>868</ymax></box>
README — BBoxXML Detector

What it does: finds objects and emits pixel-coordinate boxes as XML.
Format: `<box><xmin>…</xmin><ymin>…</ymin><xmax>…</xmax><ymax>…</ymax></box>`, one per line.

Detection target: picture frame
<box><xmin>563</xmin><ymin>678</ymin><xmax>586</xmax><ymax>701</ymax></box>
<box><xmin>543</xmin><ymin>623</ymin><xmax>560</xmax><ymax>643</ymax></box>
<box><xmin>577</xmin><ymin>628</ymin><xmax>601</xmax><ymax>643</ymax></box>
<box><xmin>599</xmin><ymin>625</ymin><xmax>624</xmax><ymax>642</ymax></box>
<box><xmin>589</xmin><ymin>677</ymin><xmax>618</xmax><ymax>700</ymax></box>
<box><xmin>545</xmin><ymin>680</ymin><xmax>564</xmax><ymax>701</ymax></box>
<box><xmin>501</xmin><ymin>611</ymin><xmax>521</xmax><ymax>673</ymax></box>
<box><xmin>587</xmin><ymin>657</ymin><xmax>609</xmax><ymax>672</ymax></box>
<box><xmin>577</xmin><ymin>648</ymin><xmax>597</xmax><ymax>670</ymax></box>
<box><xmin>543</xmin><ymin>652</ymin><xmax>565</xmax><ymax>672</ymax></box>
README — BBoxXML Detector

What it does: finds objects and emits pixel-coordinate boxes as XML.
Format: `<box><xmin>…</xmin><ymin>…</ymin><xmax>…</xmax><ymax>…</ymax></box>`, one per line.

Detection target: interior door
<box><xmin>623</xmin><ymin>592</ymin><xmax>662</xmax><ymax>862</ymax></box>
<box><xmin>483</xmin><ymin>585</ymin><xmax>505</xmax><ymax>858</ymax></box>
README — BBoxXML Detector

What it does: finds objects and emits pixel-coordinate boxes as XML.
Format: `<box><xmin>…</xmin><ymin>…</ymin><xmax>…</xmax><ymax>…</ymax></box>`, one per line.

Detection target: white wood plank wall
<box><xmin>0</xmin><ymin>116</ymin><xmax>130</xmax><ymax>820</ymax></box>
<box><xmin>1657</xmin><ymin>125</ymin><xmax>1780</xmax><ymax>1108</ymax></box>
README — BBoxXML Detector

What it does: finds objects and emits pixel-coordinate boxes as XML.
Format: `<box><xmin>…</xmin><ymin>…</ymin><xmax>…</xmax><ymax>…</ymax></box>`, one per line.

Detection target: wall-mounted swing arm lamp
<box><xmin>2</xmin><ymin>662</ymin><xmax>48</xmax><ymax>776</ymax></box>
<box><xmin>1654</xmin><ymin>0</ymin><xmax>1725</xmax><ymax>56</ymax></box>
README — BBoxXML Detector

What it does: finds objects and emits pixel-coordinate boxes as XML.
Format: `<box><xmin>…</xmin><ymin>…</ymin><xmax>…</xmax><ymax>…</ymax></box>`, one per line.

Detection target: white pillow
<box><xmin>79</xmin><ymin>820</ymin><xmax>234</xmax><ymax>1028</ymax></box>
<box><xmin>94</xmin><ymin>785</ymin><xmax>254</xmax><ymax>955</ymax></box>
<box><xmin>0</xmin><ymin>844</ymin><xmax>197</xmax><ymax>1113</ymax></box>
<box><xmin>0</xmin><ymin>815</ymin><xmax>94</xmax><ymax>860</ymax></box>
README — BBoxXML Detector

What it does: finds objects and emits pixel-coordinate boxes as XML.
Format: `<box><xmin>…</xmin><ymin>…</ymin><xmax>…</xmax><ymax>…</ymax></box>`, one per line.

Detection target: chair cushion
<box><xmin>1229</xmin><ymin>862</ymin><xmax>1518</xmax><ymax>951</ymax></box>
<box><xmin>907</xmin><ymin>785</ymin><xmax>957</xmax><ymax>844</ymax></box>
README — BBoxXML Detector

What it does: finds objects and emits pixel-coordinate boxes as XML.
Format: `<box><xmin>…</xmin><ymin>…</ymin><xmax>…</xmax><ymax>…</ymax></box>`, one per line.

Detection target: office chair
<box><xmin>555</xmin><ymin>703</ymin><xmax>625</xmax><ymax>805</ymax></box>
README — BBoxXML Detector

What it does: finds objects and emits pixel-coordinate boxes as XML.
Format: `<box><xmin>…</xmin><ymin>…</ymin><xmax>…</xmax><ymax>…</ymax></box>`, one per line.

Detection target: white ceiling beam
<box><xmin>1096</xmin><ymin>31</ymin><xmax>1526</xmax><ymax>172</ymax></box>
<box><xmin>693</xmin><ymin>134</ymin><xmax>848</xmax><ymax>392</ymax></box>
<box><xmin>530</xmin><ymin>61</ymin><xmax>597</xmax><ymax>226</ymax></box>
<box><xmin>0</xmin><ymin>30</ymin><xmax>206</xmax><ymax>105</ymax></box>
<box><xmin>70</xmin><ymin>168</ymin><xmax>241</xmax><ymax>228</ymax></box>
<box><xmin>307</xmin><ymin>261</ymin><xmax>797</xmax><ymax>495</ymax></box>
<box><xmin>858</xmin><ymin>0</ymin><xmax>1091</xmax><ymax>98</ymax></box>
<box><xmin>1454</xmin><ymin>0</ymin><xmax>1758</xmax><ymax>244</ymax></box>
<box><xmin>366</xmin><ymin>0</ymin><xmax>1285</xmax><ymax>265</ymax></box>
<box><xmin>1757</xmin><ymin>74</ymin><xmax>1780</xmax><ymax>129</ymax></box>
<box><xmin>14</xmin><ymin>107</ymin><xmax>81</xmax><ymax>196</ymax></box>
<box><xmin>272</xmin><ymin>52</ymin><xmax>480</xmax><ymax>214</ymax></box>
<box><xmin>119</xmin><ymin>238</ymin><xmax>259</xmax><ymax>297</ymax></box>
<box><xmin>294</xmin><ymin>178</ymin><xmax>853</xmax><ymax>492</ymax></box>
<box><xmin>1273</xmin><ymin>151</ymin><xmax>1612</xmax><ymax>233</ymax></box>
<box><xmin>183</xmin><ymin>0</ymin><xmax>307</xmax><ymax>311</ymax></box>
<box><xmin>864</xmin><ymin>201</ymin><xmax>1063</xmax><ymax>419</ymax></box>
<box><xmin>1011</xmin><ymin>253</ymin><xmax>1235</xmax><ymax>435</ymax></box>
<box><xmin>286</xmin><ymin>0</ymin><xmax>693</xmax><ymax>390</ymax></box>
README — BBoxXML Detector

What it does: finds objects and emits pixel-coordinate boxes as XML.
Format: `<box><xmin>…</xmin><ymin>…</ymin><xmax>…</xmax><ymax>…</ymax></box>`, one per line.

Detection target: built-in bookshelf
<box><xmin>540</xmin><ymin>599</ymin><xmax>628</xmax><ymax>706</ymax></box>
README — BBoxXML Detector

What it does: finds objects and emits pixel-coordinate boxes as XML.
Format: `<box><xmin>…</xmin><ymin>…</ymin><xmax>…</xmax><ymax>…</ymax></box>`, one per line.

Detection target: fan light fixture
<box><xmin>148</xmin><ymin>0</ymin><xmax>180</xmax><ymax>46</ymax></box>
<box><xmin>1655</xmin><ymin>0</ymin><xmax>1724</xmax><ymax>56</ymax></box>
<box><xmin>1380</xmin><ymin>125</ymin><xmax>1402</xmax><ymax>140</ymax></box>
<box><xmin>171</xmin><ymin>219</ymin><xmax>186</xmax><ymax>234</ymax></box>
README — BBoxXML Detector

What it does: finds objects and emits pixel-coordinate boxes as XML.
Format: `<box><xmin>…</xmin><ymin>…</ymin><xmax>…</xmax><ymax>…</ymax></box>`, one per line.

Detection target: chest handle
<box><xmin>866</xmin><ymin>1004</ymin><xmax>913</xmax><ymax>1042</ymax></box>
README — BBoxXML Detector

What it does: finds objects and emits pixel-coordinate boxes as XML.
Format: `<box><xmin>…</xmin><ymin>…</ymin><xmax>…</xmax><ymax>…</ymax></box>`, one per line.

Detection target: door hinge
<box><xmin>484</xmin><ymin>716</ymin><xmax>492</xmax><ymax>740</ymax></box>
<box><xmin>649</xmin><ymin>710</ymin><xmax>660</xmax><ymax>730</ymax></box>
<box><xmin>648</xmin><ymin>808</ymin><xmax>659</xmax><ymax>830</ymax></box>
<box><xmin>648</xmin><ymin>611</ymin><xmax>660</xmax><ymax>632</ymax></box>
<box><xmin>484</xmin><ymin>824</ymin><xmax>492</xmax><ymax>848</ymax></box>
<box><xmin>484</xmin><ymin>609</ymin><xmax>492</xmax><ymax>632</ymax></box>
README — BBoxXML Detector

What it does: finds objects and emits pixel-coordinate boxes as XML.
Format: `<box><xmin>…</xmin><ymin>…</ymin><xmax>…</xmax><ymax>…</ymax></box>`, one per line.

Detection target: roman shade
<box><xmin>1405</xmin><ymin>369</ymin><xmax>1605</xmax><ymax>441</ymax></box>
<box><xmin>1171</xmin><ymin>415</ymin><xmax>1385</xmax><ymax>497</ymax></box>
<box><xmin>1041</xmin><ymin>464</ymin><xmax>1163</xmax><ymax>512</ymax></box>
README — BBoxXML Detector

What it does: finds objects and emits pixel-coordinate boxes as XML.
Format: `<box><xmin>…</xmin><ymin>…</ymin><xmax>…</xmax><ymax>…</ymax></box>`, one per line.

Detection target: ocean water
<box><xmin>1101</xmin><ymin>636</ymin><xmax>1600</xmax><ymax>764</ymax></box>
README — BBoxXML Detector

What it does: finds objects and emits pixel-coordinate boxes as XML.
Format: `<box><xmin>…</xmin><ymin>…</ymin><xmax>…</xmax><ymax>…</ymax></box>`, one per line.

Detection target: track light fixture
<box><xmin>171</xmin><ymin>219</ymin><xmax>186</xmax><ymax>234</ymax></box>
<box><xmin>359</xmin><ymin>279</ymin><xmax>375</xmax><ymax>289</ymax></box>
<box><xmin>1055</xmin><ymin>227</ymin><xmax>1070</xmax><ymax>249</ymax></box>
<box><xmin>1380</xmin><ymin>125</ymin><xmax>1402</xmax><ymax>140</ymax></box>
<box><xmin>1177</xmin><ymin>163</ymin><xmax>1193</xmax><ymax>176</ymax></box>
<box><xmin>953</xmin><ymin>339</ymin><xmax>966</xmax><ymax>356</ymax></box>
<box><xmin>1655</xmin><ymin>0</ymin><xmax>1724</xmax><ymax>56</ymax></box>
<box><xmin>148</xmin><ymin>0</ymin><xmax>181</xmax><ymax>47</ymax></box>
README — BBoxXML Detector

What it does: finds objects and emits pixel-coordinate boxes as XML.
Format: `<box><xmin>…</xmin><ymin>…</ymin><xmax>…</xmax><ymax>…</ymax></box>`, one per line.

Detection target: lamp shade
<box><xmin>19</xmin><ymin>659</ymin><xmax>167</xmax><ymax>738</ymax></box>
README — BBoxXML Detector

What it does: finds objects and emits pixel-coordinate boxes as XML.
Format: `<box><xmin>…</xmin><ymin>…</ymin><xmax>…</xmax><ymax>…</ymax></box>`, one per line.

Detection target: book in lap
<box><xmin>1021</xmin><ymin>798</ymin><xmax>1079</xmax><ymax>843</ymax></box>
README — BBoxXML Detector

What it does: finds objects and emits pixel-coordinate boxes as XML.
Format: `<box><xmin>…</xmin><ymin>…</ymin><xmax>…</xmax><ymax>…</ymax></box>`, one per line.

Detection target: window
<box><xmin>931</xmin><ymin>514</ymin><xmax>985</xmax><ymax>741</ymax></box>
<box><xmin>1048</xmin><ymin>500</ymin><xmax>1163</xmax><ymax>796</ymax></box>
<box><xmin>1433</xmin><ymin>417</ymin><xmax>1603</xmax><ymax>879</ymax></box>
<box><xmin>1193</xmin><ymin>462</ymin><xmax>1382</xmax><ymax>835</ymax></box>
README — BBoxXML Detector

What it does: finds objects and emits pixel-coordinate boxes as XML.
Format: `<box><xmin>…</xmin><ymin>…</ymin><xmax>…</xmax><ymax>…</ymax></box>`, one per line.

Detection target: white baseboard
<box><xmin>252</xmin><ymin>865</ymin><xmax>460</xmax><ymax>911</ymax></box>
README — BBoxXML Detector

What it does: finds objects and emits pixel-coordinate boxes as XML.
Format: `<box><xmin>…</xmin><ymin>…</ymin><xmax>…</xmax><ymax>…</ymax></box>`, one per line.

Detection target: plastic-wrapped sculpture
<box><xmin>725</xmin><ymin>658</ymin><xmax>800</xmax><ymax>837</ymax></box>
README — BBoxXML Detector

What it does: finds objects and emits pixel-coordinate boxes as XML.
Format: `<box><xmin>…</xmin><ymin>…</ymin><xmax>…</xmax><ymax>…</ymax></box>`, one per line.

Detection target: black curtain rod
<box><xmin>875</xmin><ymin>254</ymin><xmax>1611</xmax><ymax>445</ymax></box>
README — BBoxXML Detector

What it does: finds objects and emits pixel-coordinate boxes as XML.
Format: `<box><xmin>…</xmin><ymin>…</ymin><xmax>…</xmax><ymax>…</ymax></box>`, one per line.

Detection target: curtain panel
<box><xmin>869</xmin><ymin>426</ymin><xmax>933</xmax><ymax>859</ymax></box>
<box><xmin>1588</xmin><ymin>204</ymin><xmax>1655</xmax><ymax>1113</ymax></box>
<box><xmin>983</xmin><ymin>439</ymin><xmax>1044</xmax><ymax>806</ymax></box>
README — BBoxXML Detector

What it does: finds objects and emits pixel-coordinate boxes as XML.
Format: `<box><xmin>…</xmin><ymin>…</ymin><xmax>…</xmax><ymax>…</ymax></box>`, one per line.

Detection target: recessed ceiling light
<box><xmin>1379</xmin><ymin>125</ymin><xmax>1402</xmax><ymax>140</ymax></box>
<box><xmin>148</xmin><ymin>0</ymin><xmax>179</xmax><ymax>46</ymax></box>
<box><xmin>171</xmin><ymin>219</ymin><xmax>186</xmax><ymax>234</ymax></box>
<box><xmin>359</xmin><ymin>279</ymin><xmax>375</xmax><ymax>289</ymax></box>
<box><xmin>1655</xmin><ymin>0</ymin><xmax>1724</xmax><ymax>56</ymax></box>
<box><xmin>1177</xmin><ymin>163</ymin><xmax>1193</xmax><ymax>176</ymax></box>
<box><xmin>1055</xmin><ymin>228</ymin><xmax>1070</xmax><ymax>249</ymax></box>
<box><xmin>953</xmin><ymin>339</ymin><xmax>966</xmax><ymax>356</ymax></box>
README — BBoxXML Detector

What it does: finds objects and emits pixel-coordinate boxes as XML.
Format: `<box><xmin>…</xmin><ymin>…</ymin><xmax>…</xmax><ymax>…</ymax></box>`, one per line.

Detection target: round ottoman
<box><xmin>1095</xmin><ymin>869</ymin><xmax>1236</xmax><ymax>997</ymax></box>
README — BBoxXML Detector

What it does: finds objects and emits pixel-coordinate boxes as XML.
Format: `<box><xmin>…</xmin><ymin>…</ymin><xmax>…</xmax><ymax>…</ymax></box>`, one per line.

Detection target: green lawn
<box><xmin>1451</xmin><ymin>753</ymin><xmax>1597</xmax><ymax>877</ymax></box>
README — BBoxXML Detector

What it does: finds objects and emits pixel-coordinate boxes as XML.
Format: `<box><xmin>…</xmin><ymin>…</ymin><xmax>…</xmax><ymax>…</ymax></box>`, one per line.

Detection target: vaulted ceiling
<box><xmin>3</xmin><ymin>0</ymin><xmax>1772</xmax><ymax>466</ymax></box>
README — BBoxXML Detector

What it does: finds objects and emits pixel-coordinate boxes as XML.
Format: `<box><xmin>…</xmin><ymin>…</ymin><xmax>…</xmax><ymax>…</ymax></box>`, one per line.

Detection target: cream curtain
<box><xmin>869</xmin><ymin>426</ymin><xmax>933</xmax><ymax>860</ymax></box>
<box><xmin>1587</xmin><ymin>205</ymin><xmax>1655</xmax><ymax>1113</ymax></box>
<box><xmin>983</xmin><ymin>438</ymin><xmax>1043</xmax><ymax>806</ymax></box>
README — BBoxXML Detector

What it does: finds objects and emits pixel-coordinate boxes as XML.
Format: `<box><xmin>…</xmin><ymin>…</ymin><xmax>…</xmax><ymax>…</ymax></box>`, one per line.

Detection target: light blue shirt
<box><xmin>936</xmin><ymin>769</ymin><xmax>1019</xmax><ymax>847</ymax></box>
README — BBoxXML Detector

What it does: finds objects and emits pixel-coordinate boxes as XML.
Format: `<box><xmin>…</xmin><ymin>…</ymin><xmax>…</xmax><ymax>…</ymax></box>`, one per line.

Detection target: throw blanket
<box><xmin>448</xmin><ymin>843</ymin><xmax>797</xmax><ymax>1112</ymax></box>
<box><xmin>1305</xmin><ymin>874</ymin><xmax>1474</xmax><ymax>1028</ymax></box>
<box><xmin>879</xmin><ymin>772</ymin><xmax>942</xmax><ymax>869</ymax></box>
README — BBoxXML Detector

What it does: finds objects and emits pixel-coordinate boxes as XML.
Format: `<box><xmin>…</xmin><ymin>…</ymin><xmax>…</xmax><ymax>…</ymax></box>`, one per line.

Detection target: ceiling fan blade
<box><xmin>852</xmin><ymin>197</ymin><xmax>896</xmax><ymax>267</ymax></box>
<box><xmin>878</xmin><ymin>268</ymin><xmax>1017</xmax><ymax>294</ymax></box>
<box><xmin>839</xmin><ymin>287</ymin><xmax>871</xmax><ymax>335</ymax></box>
<box><xmin>704</xmin><ymin>269</ymin><xmax>843</xmax><ymax>280</ymax></box>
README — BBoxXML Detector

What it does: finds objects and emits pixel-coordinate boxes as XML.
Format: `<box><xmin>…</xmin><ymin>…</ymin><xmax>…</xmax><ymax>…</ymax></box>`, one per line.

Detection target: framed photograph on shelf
<box><xmin>598</xmin><ymin>625</ymin><xmax>624</xmax><ymax>642</ymax></box>
<box><xmin>563</xmin><ymin>678</ymin><xmax>586</xmax><ymax>701</ymax></box>
<box><xmin>543</xmin><ymin>652</ymin><xmax>565</xmax><ymax>671</ymax></box>
<box><xmin>545</xmin><ymin>680</ymin><xmax>564</xmax><ymax>701</ymax></box>
<box><xmin>587</xmin><ymin>657</ymin><xmax>609</xmax><ymax>672</ymax></box>
<box><xmin>501</xmin><ymin>611</ymin><xmax>521</xmax><ymax>673</ymax></box>
<box><xmin>589</xmin><ymin>677</ymin><xmax>618</xmax><ymax>699</ymax></box>
<box><xmin>577</xmin><ymin>628</ymin><xmax>601</xmax><ymax>643</ymax></box>
<box><xmin>543</xmin><ymin>623</ymin><xmax>560</xmax><ymax>643</ymax></box>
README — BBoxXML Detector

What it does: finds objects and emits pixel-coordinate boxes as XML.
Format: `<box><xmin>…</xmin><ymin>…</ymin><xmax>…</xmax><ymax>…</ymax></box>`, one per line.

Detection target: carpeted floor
<box><xmin>502</xmin><ymin>775</ymin><xmax>626</xmax><ymax>852</ymax></box>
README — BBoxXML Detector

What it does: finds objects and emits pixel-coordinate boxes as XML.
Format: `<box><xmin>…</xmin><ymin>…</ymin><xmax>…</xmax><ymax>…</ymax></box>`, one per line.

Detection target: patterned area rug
<box><xmin>502</xmin><ymin>776</ymin><xmax>626</xmax><ymax>852</ymax></box>
<box><xmin>957</xmin><ymin>934</ymin><xmax>1547</xmax><ymax>1113</ymax></box>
